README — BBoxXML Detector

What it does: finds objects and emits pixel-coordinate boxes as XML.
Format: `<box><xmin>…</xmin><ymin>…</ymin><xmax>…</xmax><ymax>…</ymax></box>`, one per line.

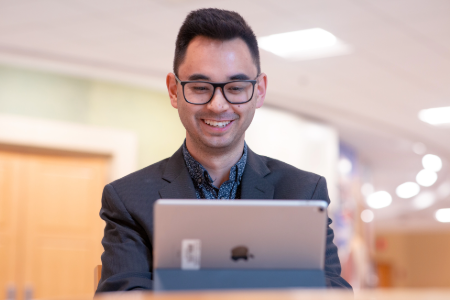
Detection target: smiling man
<box><xmin>167</xmin><ymin>33</ymin><xmax>265</xmax><ymax>196</ymax></box>
<box><xmin>96</xmin><ymin>8</ymin><xmax>351</xmax><ymax>292</ymax></box>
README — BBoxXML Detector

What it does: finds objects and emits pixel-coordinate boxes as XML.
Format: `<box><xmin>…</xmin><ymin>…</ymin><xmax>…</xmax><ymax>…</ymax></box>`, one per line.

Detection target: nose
<box><xmin>206</xmin><ymin>86</ymin><xmax>230</xmax><ymax>112</ymax></box>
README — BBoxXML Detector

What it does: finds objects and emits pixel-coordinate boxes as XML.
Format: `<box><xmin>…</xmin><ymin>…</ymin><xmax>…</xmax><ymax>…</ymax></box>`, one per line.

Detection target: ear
<box><xmin>255</xmin><ymin>73</ymin><xmax>267</xmax><ymax>109</ymax></box>
<box><xmin>166</xmin><ymin>73</ymin><xmax>179</xmax><ymax>109</ymax></box>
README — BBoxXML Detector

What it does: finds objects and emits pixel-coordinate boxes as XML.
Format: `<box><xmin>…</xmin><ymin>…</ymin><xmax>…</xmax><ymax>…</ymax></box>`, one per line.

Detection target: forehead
<box><xmin>178</xmin><ymin>36</ymin><xmax>257</xmax><ymax>79</ymax></box>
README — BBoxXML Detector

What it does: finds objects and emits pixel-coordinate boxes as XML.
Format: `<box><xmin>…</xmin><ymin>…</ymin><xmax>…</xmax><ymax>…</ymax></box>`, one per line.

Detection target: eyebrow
<box><xmin>188</xmin><ymin>74</ymin><xmax>210</xmax><ymax>81</ymax></box>
<box><xmin>229</xmin><ymin>73</ymin><xmax>251</xmax><ymax>80</ymax></box>
<box><xmin>187</xmin><ymin>73</ymin><xmax>252</xmax><ymax>81</ymax></box>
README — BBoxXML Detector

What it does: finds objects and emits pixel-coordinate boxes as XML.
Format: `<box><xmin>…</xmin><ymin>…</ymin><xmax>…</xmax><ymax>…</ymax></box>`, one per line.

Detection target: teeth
<box><xmin>203</xmin><ymin>119</ymin><xmax>232</xmax><ymax>128</ymax></box>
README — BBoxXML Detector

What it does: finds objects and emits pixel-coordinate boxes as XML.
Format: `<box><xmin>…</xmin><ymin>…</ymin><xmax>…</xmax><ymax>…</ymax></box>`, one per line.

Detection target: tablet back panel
<box><xmin>154</xmin><ymin>200</ymin><xmax>328</xmax><ymax>270</ymax></box>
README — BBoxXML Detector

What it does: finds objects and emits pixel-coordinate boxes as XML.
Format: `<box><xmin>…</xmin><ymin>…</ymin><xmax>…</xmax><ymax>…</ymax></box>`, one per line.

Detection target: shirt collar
<box><xmin>182</xmin><ymin>141</ymin><xmax>247</xmax><ymax>188</ymax></box>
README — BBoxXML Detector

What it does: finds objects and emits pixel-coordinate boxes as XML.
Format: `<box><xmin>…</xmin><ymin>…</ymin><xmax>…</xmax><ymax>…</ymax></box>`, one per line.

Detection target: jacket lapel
<box><xmin>158</xmin><ymin>146</ymin><xmax>197</xmax><ymax>199</ymax></box>
<box><xmin>240</xmin><ymin>147</ymin><xmax>275</xmax><ymax>199</ymax></box>
<box><xmin>158</xmin><ymin>145</ymin><xmax>275</xmax><ymax>200</ymax></box>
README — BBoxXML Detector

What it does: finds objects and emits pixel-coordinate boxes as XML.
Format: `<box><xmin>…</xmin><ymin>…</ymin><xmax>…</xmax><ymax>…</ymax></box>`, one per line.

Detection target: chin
<box><xmin>201</xmin><ymin>138</ymin><xmax>233</xmax><ymax>149</ymax></box>
<box><xmin>194</xmin><ymin>134</ymin><xmax>239</xmax><ymax>150</ymax></box>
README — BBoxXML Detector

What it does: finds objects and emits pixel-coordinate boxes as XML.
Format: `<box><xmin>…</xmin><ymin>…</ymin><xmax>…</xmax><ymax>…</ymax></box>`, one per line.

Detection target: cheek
<box><xmin>240</xmin><ymin>109</ymin><xmax>256</xmax><ymax>134</ymax></box>
<box><xmin>180</xmin><ymin>104</ymin><xmax>202</xmax><ymax>125</ymax></box>
<box><xmin>178</xmin><ymin>104</ymin><xmax>193</xmax><ymax>126</ymax></box>
<box><xmin>237</xmin><ymin>106</ymin><xmax>255</xmax><ymax>124</ymax></box>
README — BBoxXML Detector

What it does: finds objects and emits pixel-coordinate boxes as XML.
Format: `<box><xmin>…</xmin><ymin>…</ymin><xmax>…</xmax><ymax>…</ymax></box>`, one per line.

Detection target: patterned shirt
<box><xmin>182</xmin><ymin>141</ymin><xmax>247</xmax><ymax>200</ymax></box>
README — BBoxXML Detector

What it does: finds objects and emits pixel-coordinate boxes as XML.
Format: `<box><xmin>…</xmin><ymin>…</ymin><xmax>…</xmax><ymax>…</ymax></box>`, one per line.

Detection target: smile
<box><xmin>203</xmin><ymin>119</ymin><xmax>232</xmax><ymax>128</ymax></box>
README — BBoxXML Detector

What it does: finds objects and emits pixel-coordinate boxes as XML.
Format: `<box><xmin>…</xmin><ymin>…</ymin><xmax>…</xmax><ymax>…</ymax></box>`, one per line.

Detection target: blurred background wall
<box><xmin>0</xmin><ymin>65</ymin><xmax>185</xmax><ymax>168</ymax></box>
<box><xmin>375</xmin><ymin>232</ymin><xmax>450</xmax><ymax>288</ymax></box>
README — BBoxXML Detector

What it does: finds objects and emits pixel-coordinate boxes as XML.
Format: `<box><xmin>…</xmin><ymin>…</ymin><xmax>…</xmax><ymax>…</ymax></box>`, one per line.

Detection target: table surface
<box><xmin>89</xmin><ymin>289</ymin><xmax>450</xmax><ymax>300</ymax></box>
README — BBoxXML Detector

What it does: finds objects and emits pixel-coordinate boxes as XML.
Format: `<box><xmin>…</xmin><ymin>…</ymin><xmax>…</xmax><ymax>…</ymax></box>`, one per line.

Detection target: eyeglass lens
<box><xmin>184</xmin><ymin>81</ymin><xmax>254</xmax><ymax>104</ymax></box>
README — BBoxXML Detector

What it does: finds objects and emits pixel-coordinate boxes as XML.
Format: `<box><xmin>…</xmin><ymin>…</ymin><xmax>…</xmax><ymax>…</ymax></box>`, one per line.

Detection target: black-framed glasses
<box><xmin>175</xmin><ymin>75</ymin><xmax>259</xmax><ymax>105</ymax></box>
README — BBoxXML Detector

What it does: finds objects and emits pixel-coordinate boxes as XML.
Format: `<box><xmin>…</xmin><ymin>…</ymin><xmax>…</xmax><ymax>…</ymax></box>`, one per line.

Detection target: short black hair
<box><xmin>174</xmin><ymin>8</ymin><xmax>260</xmax><ymax>76</ymax></box>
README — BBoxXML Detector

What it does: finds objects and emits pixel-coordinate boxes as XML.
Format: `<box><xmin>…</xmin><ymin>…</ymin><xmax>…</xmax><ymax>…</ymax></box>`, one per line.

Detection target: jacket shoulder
<box><xmin>259</xmin><ymin>155</ymin><xmax>321</xmax><ymax>181</ymax></box>
<box><xmin>106</xmin><ymin>157</ymin><xmax>170</xmax><ymax>204</ymax></box>
<box><xmin>256</xmin><ymin>154</ymin><xmax>326</xmax><ymax>200</ymax></box>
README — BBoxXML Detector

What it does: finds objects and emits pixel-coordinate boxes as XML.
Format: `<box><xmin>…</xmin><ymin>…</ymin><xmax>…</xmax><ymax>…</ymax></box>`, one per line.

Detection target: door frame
<box><xmin>0</xmin><ymin>113</ymin><xmax>137</xmax><ymax>181</ymax></box>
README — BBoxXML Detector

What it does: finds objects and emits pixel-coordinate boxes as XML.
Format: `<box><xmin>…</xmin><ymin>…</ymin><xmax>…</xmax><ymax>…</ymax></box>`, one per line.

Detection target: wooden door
<box><xmin>377</xmin><ymin>262</ymin><xmax>392</xmax><ymax>288</ymax></box>
<box><xmin>0</xmin><ymin>148</ymin><xmax>109</xmax><ymax>299</ymax></box>
<box><xmin>0</xmin><ymin>152</ymin><xmax>22</xmax><ymax>299</ymax></box>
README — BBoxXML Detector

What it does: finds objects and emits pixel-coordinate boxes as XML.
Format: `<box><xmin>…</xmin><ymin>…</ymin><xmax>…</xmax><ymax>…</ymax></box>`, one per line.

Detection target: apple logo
<box><xmin>231</xmin><ymin>246</ymin><xmax>254</xmax><ymax>261</ymax></box>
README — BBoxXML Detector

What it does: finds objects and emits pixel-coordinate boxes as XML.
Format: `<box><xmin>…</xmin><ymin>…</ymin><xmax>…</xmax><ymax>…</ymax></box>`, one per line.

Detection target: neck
<box><xmin>185</xmin><ymin>136</ymin><xmax>245</xmax><ymax>188</ymax></box>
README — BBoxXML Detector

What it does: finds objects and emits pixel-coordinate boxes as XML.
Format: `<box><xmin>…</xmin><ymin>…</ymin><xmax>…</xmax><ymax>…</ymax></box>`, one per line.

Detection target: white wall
<box><xmin>246</xmin><ymin>106</ymin><xmax>339</xmax><ymax>208</ymax></box>
<box><xmin>0</xmin><ymin>114</ymin><xmax>138</xmax><ymax>181</ymax></box>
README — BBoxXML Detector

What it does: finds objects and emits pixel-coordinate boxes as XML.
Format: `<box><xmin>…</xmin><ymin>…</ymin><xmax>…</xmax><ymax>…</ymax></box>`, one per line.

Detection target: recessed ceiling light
<box><xmin>435</xmin><ymin>208</ymin><xmax>450</xmax><ymax>223</ymax></box>
<box><xmin>361</xmin><ymin>183</ymin><xmax>374</xmax><ymax>197</ymax></box>
<box><xmin>416</xmin><ymin>169</ymin><xmax>438</xmax><ymax>187</ymax></box>
<box><xmin>366</xmin><ymin>191</ymin><xmax>392</xmax><ymax>209</ymax></box>
<box><xmin>418</xmin><ymin>106</ymin><xmax>450</xmax><ymax>125</ymax></box>
<box><xmin>361</xmin><ymin>209</ymin><xmax>374</xmax><ymax>223</ymax></box>
<box><xmin>422</xmin><ymin>154</ymin><xmax>442</xmax><ymax>172</ymax></box>
<box><xmin>258</xmin><ymin>28</ymin><xmax>353</xmax><ymax>61</ymax></box>
<box><xmin>338</xmin><ymin>158</ymin><xmax>352</xmax><ymax>175</ymax></box>
<box><xmin>396</xmin><ymin>182</ymin><xmax>420</xmax><ymax>199</ymax></box>
<box><xmin>412</xmin><ymin>192</ymin><xmax>435</xmax><ymax>210</ymax></box>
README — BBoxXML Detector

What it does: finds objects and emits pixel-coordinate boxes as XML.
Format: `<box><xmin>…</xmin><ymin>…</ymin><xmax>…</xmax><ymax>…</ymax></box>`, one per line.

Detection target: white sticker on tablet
<box><xmin>181</xmin><ymin>239</ymin><xmax>201</xmax><ymax>270</ymax></box>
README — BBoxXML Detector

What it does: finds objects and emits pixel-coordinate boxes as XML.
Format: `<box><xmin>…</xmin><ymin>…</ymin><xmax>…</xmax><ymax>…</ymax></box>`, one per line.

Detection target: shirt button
<box><xmin>198</xmin><ymin>178</ymin><xmax>202</xmax><ymax>184</ymax></box>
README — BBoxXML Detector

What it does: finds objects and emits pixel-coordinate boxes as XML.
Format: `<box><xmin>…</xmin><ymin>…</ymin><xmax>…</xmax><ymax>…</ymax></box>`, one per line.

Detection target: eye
<box><xmin>187</xmin><ymin>83</ymin><xmax>212</xmax><ymax>93</ymax></box>
<box><xmin>193</xmin><ymin>86</ymin><xmax>208</xmax><ymax>91</ymax></box>
<box><xmin>229</xmin><ymin>86</ymin><xmax>243</xmax><ymax>91</ymax></box>
<box><xmin>226</xmin><ymin>85</ymin><xmax>245</xmax><ymax>93</ymax></box>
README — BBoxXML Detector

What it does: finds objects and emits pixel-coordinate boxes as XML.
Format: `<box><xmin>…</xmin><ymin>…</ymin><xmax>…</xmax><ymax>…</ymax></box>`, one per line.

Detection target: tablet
<box><xmin>153</xmin><ymin>200</ymin><xmax>328</xmax><ymax>270</ymax></box>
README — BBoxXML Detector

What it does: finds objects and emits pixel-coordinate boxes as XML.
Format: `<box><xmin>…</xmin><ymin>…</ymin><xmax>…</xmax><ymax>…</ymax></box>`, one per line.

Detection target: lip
<box><xmin>201</xmin><ymin>119</ymin><xmax>234</xmax><ymax>132</ymax></box>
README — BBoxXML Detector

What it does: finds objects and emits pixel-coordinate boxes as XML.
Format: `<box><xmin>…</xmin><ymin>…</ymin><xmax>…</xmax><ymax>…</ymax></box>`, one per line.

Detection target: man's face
<box><xmin>167</xmin><ymin>36</ymin><xmax>267</xmax><ymax>152</ymax></box>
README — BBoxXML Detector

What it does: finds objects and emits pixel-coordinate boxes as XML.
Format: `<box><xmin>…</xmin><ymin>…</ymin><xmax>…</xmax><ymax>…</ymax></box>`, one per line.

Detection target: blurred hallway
<box><xmin>0</xmin><ymin>0</ymin><xmax>450</xmax><ymax>296</ymax></box>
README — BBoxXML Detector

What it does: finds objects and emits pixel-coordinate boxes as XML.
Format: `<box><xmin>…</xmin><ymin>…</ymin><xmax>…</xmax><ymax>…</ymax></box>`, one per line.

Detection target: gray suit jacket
<box><xmin>96</xmin><ymin>146</ymin><xmax>352</xmax><ymax>292</ymax></box>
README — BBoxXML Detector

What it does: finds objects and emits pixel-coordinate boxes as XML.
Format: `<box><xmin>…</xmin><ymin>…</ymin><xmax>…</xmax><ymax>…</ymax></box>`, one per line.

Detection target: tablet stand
<box><xmin>153</xmin><ymin>269</ymin><xmax>326</xmax><ymax>291</ymax></box>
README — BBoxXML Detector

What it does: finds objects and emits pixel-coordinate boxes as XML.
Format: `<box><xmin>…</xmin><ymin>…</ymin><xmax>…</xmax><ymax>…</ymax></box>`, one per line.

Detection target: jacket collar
<box><xmin>158</xmin><ymin>144</ymin><xmax>274</xmax><ymax>200</ymax></box>
<box><xmin>240</xmin><ymin>147</ymin><xmax>275</xmax><ymax>199</ymax></box>
<box><xmin>159</xmin><ymin>146</ymin><xmax>197</xmax><ymax>199</ymax></box>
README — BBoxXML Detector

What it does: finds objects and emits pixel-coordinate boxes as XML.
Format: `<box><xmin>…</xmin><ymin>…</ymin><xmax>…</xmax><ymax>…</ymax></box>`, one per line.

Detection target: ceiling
<box><xmin>0</xmin><ymin>0</ymin><xmax>449</xmax><ymax>230</ymax></box>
